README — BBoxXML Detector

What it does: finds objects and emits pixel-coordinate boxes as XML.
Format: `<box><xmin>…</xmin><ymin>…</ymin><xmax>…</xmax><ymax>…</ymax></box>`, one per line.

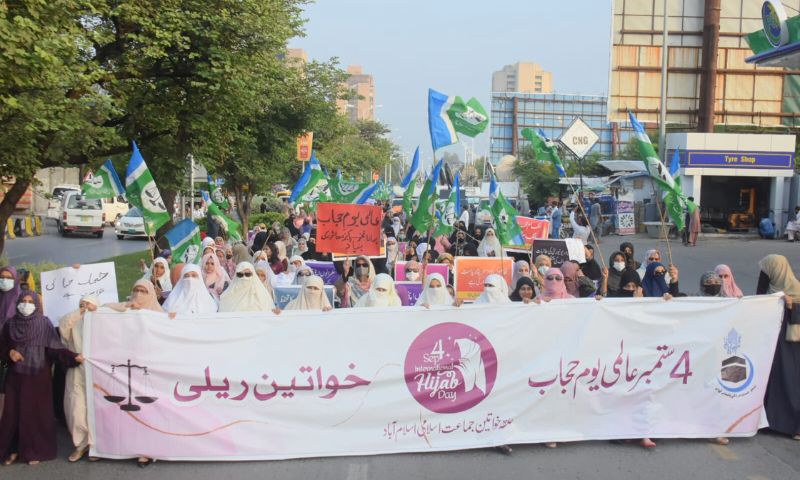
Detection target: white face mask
<box><xmin>406</xmin><ymin>271</ymin><xmax>420</xmax><ymax>281</ymax></box>
<box><xmin>0</xmin><ymin>278</ymin><xmax>13</xmax><ymax>292</ymax></box>
<box><xmin>17</xmin><ymin>302</ymin><xmax>35</xmax><ymax>317</ymax></box>
<box><xmin>538</xmin><ymin>266</ymin><xmax>549</xmax><ymax>275</ymax></box>
<box><xmin>613</xmin><ymin>262</ymin><xmax>626</xmax><ymax>272</ymax></box>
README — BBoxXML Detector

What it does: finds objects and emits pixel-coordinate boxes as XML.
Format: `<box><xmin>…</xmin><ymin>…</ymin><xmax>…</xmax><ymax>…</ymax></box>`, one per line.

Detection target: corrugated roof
<box><xmin>598</xmin><ymin>160</ymin><xmax>647</xmax><ymax>172</ymax></box>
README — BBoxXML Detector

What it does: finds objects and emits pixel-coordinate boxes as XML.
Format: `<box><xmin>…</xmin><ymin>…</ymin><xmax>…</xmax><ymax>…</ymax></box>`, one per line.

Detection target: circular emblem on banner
<box><xmin>404</xmin><ymin>322</ymin><xmax>497</xmax><ymax>413</ymax></box>
<box><xmin>762</xmin><ymin>0</ymin><xmax>789</xmax><ymax>47</ymax></box>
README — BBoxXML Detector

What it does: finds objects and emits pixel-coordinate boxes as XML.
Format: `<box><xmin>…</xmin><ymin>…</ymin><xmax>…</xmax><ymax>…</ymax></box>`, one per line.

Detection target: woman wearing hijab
<box><xmin>0</xmin><ymin>267</ymin><xmax>20</xmax><ymax>328</ymax></box>
<box><xmin>217</xmin><ymin>247</ymin><xmax>236</xmax><ymax>279</ymax></box>
<box><xmin>142</xmin><ymin>257</ymin><xmax>172</xmax><ymax>303</ymax></box>
<box><xmin>219</xmin><ymin>262</ymin><xmax>279</xmax><ymax>313</ymax></box>
<box><xmin>757</xmin><ymin>254</ymin><xmax>800</xmax><ymax>439</ymax></box>
<box><xmin>696</xmin><ymin>271</ymin><xmax>723</xmax><ymax>297</ymax></box>
<box><xmin>391</xmin><ymin>216</ymin><xmax>402</xmax><ymax>238</ymax></box>
<box><xmin>509</xmin><ymin>277</ymin><xmax>537</xmax><ymax>304</ymax></box>
<box><xmin>477</xmin><ymin>228</ymin><xmax>502</xmax><ymax>257</ymax></box>
<box><xmin>293</xmin><ymin>265</ymin><xmax>313</xmax><ymax>286</ymax></box>
<box><xmin>607</xmin><ymin>269</ymin><xmax>643</xmax><ymax>298</ymax></box>
<box><xmin>417</xmin><ymin>242</ymin><xmax>438</xmax><ymax>263</ymax></box>
<box><xmin>474</xmin><ymin>274</ymin><xmax>511</xmax><ymax>304</ymax></box>
<box><xmin>272</xmin><ymin>241</ymin><xmax>289</xmax><ymax>274</ymax></box>
<box><xmin>715</xmin><ymin>264</ymin><xmax>743</xmax><ymax>298</ymax></box>
<box><xmin>252</xmin><ymin>249</ymin><xmax>269</xmax><ymax>264</ymax></box>
<box><xmin>0</xmin><ymin>291</ymin><xmax>83</xmax><ymax>465</ymax></box>
<box><xmin>579</xmin><ymin>245</ymin><xmax>603</xmax><ymax>282</ymax></box>
<box><xmin>163</xmin><ymin>264</ymin><xmax>219</xmax><ymax>315</ymax></box>
<box><xmin>437</xmin><ymin>253</ymin><xmax>455</xmax><ymax>285</ymax></box>
<box><xmin>606</xmin><ymin>251</ymin><xmax>630</xmax><ymax>297</ymax></box>
<box><xmin>254</xmin><ymin>261</ymin><xmax>275</xmax><ymax>292</ymax></box>
<box><xmin>106</xmin><ymin>280</ymin><xmax>165</xmax><ymax>313</ymax></box>
<box><xmin>619</xmin><ymin>242</ymin><xmax>641</xmax><ymax>270</ymax></box>
<box><xmin>284</xmin><ymin>276</ymin><xmax>332</xmax><ymax>311</ymax></box>
<box><xmin>539</xmin><ymin>268</ymin><xmax>575</xmax><ymax>301</ymax></box>
<box><xmin>641</xmin><ymin>262</ymin><xmax>680</xmax><ymax>298</ymax></box>
<box><xmin>385</xmin><ymin>237</ymin><xmax>400</xmax><ymax>274</ymax></box>
<box><xmin>57</xmin><ymin>295</ymin><xmax>99</xmax><ymax>462</ymax></box>
<box><xmin>232</xmin><ymin>243</ymin><xmax>251</xmax><ymax>267</ymax></box>
<box><xmin>296</xmin><ymin>237</ymin><xmax>310</xmax><ymax>258</ymax></box>
<box><xmin>415</xmin><ymin>273</ymin><xmax>455</xmax><ymax>308</ymax></box>
<box><xmin>688</xmin><ymin>204</ymin><xmax>701</xmax><ymax>246</ymax></box>
<box><xmin>401</xmin><ymin>260</ymin><xmax>422</xmax><ymax>282</ymax></box>
<box><xmin>354</xmin><ymin>274</ymin><xmax>403</xmax><ymax>308</ymax></box>
<box><xmin>201</xmin><ymin>252</ymin><xmax>230</xmax><ymax>300</ymax></box>
<box><xmin>512</xmin><ymin>260</ymin><xmax>532</xmax><ymax>291</ymax></box>
<box><xmin>559</xmin><ymin>262</ymin><xmax>584</xmax><ymax>298</ymax></box>
<box><xmin>341</xmin><ymin>256</ymin><xmax>376</xmax><ymax>307</ymax></box>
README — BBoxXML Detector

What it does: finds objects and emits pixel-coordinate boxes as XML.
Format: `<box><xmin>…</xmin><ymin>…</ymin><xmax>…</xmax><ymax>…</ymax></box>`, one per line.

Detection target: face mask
<box><xmin>406</xmin><ymin>271</ymin><xmax>420</xmax><ymax>281</ymax></box>
<box><xmin>538</xmin><ymin>266</ymin><xmax>549</xmax><ymax>275</ymax></box>
<box><xmin>703</xmin><ymin>284</ymin><xmax>722</xmax><ymax>296</ymax></box>
<box><xmin>619</xmin><ymin>289</ymin><xmax>634</xmax><ymax>298</ymax></box>
<box><xmin>0</xmin><ymin>278</ymin><xmax>13</xmax><ymax>292</ymax></box>
<box><xmin>613</xmin><ymin>262</ymin><xmax>626</xmax><ymax>272</ymax></box>
<box><xmin>355</xmin><ymin>266</ymin><xmax>369</xmax><ymax>278</ymax></box>
<box><xmin>17</xmin><ymin>302</ymin><xmax>35</xmax><ymax>317</ymax></box>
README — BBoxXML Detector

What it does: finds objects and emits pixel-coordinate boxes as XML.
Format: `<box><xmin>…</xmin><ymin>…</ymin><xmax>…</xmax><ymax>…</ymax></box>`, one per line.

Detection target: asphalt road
<box><xmin>3</xmin><ymin>219</ymin><xmax>148</xmax><ymax>265</ymax></box>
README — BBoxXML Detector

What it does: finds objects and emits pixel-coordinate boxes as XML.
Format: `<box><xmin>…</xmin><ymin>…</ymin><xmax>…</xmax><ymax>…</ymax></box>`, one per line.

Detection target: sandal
<box><xmin>545</xmin><ymin>442</ymin><xmax>558</xmax><ymax>449</ymax></box>
<box><xmin>28</xmin><ymin>460</ymin><xmax>39</xmax><ymax>466</ymax></box>
<box><xmin>3</xmin><ymin>453</ymin><xmax>18</xmax><ymax>466</ymax></box>
<box><xmin>137</xmin><ymin>457</ymin><xmax>154</xmax><ymax>468</ymax></box>
<box><xmin>68</xmin><ymin>446</ymin><xmax>88</xmax><ymax>463</ymax></box>
<box><xmin>495</xmin><ymin>445</ymin><xmax>513</xmax><ymax>455</ymax></box>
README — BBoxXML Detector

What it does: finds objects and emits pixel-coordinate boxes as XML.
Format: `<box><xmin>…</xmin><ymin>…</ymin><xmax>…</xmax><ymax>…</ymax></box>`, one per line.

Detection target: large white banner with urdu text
<box><xmin>84</xmin><ymin>295</ymin><xmax>784</xmax><ymax>461</ymax></box>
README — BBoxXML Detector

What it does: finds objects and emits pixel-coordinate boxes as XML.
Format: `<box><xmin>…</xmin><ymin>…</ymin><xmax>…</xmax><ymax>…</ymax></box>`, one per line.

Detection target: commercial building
<box><xmin>489</xmin><ymin>92</ymin><xmax>633</xmax><ymax>164</ymax></box>
<box><xmin>491</xmin><ymin>62</ymin><xmax>553</xmax><ymax>94</ymax></box>
<box><xmin>336</xmin><ymin>65</ymin><xmax>375</xmax><ymax>122</ymax></box>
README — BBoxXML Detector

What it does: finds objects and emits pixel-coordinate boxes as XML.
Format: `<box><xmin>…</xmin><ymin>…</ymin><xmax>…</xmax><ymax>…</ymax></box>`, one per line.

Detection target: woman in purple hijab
<box><xmin>0</xmin><ymin>291</ymin><xmax>83</xmax><ymax>465</ymax></box>
<box><xmin>0</xmin><ymin>267</ymin><xmax>20</xmax><ymax>328</ymax></box>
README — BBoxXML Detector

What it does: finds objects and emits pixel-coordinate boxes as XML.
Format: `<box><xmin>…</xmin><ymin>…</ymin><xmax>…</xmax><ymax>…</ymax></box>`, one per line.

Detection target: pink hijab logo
<box><xmin>404</xmin><ymin>323</ymin><xmax>497</xmax><ymax>413</ymax></box>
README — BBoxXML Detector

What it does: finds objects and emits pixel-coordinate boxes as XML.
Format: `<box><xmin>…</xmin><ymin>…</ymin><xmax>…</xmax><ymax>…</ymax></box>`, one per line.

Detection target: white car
<box><xmin>115</xmin><ymin>207</ymin><xmax>150</xmax><ymax>239</ymax></box>
<box><xmin>46</xmin><ymin>185</ymin><xmax>81</xmax><ymax>220</ymax></box>
<box><xmin>57</xmin><ymin>192</ymin><xmax>105</xmax><ymax>238</ymax></box>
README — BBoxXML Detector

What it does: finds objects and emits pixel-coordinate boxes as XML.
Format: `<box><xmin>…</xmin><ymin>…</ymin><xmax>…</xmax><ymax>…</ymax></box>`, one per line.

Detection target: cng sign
<box><xmin>559</xmin><ymin>118</ymin><xmax>599</xmax><ymax>159</ymax></box>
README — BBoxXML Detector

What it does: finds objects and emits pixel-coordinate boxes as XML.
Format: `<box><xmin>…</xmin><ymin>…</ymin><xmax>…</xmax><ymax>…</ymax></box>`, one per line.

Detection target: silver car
<box><xmin>115</xmin><ymin>207</ymin><xmax>151</xmax><ymax>239</ymax></box>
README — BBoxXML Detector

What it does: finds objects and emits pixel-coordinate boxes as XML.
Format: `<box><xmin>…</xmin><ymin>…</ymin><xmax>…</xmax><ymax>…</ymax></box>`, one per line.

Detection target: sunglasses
<box><xmin>648</xmin><ymin>257</ymin><xmax>659</xmax><ymax>261</ymax></box>
<box><xmin>546</xmin><ymin>275</ymin><xmax>563</xmax><ymax>281</ymax></box>
<box><xmin>654</xmin><ymin>270</ymin><xmax>666</xmax><ymax>276</ymax></box>
<box><xmin>236</xmin><ymin>271</ymin><xmax>254</xmax><ymax>278</ymax></box>
<box><xmin>297</xmin><ymin>272</ymin><xmax>311</xmax><ymax>277</ymax></box>
<box><xmin>356</xmin><ymin>262</ymin><xmax>368</xmax><ymax>267</ymax></box>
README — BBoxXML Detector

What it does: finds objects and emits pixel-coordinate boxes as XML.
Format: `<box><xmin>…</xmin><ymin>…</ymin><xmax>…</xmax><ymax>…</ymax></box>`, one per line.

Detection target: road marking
<box><xmin>346</xmin><ymin>463</ymin><xmax>368</xmax><ymax>480</ymax></box>
<box><xmin>710</xmin><ymin>443</ymin><xmax>739</xmax><ymax>461</ymax></box>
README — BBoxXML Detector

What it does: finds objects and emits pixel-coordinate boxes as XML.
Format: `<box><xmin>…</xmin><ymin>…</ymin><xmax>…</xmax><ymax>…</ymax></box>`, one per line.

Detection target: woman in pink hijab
<box><xmin>540</xmin><ymin>267</ymin><xmax>574</xmax><ymax>301</ymax></box>
<box><xmin>201</xmin><ymin>252</ymin><xmax>230</xmax><ymax>300</ymax></box>
<box><xmin>559</xmin><ymin>261</ymin><xmax>584</xmax><ymax>298</ymax></box>
<box><xmin>714</xmin><ymin>264</ymin><xmax>743</xmax><ymax>298</ymax></box>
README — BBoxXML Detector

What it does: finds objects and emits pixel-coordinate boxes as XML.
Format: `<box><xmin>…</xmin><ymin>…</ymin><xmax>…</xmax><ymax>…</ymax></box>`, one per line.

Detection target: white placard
<box><xmin>41</xmin><ymin>262</ymin><xmax>119</xmax><ymax>325</ymax></box>
<box><xmin>559</xmin><ymin>118</ymin><xmax>599</xmax><ymax>159</ymax></box>
<box><xmin>564</xmin><ymin>238</ymin><xmax>587</xmax><ymax>263</ymax></box>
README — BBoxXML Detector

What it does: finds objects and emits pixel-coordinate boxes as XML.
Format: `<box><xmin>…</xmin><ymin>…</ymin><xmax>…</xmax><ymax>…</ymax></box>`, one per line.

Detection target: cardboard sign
<box><xmin>273</xmin><ymin>285</ymin><xmax>335</xmax><ymax>309</ymax></box>
<box><xmin>394</xmin><ymin>281</ymin><xmax>424</xmax><ymax>306</ymax></box>
<box><xmin>515</xmin><ymin>216</ymin><xmax>550</xmax><ymax>247</ymax></box>
<box><xmin>453</xmin><ymin>257</ymin><xmax>513</xmax><ymax>301</ymax></box>
<box><xmin>316</xmin><ymin>203</ymin><xmax>382</xmax><ymax>256</ymax></box>
<box><xmin>394</xmin><ymin>261</ymin><xmax>450</xmax><ymax>282</ymax></box>
<box><xmin>331</xmin><ymin>239</ymin><xmax>387</xmax><ymax>261</ymax></box>
<box><xmin>41</xmin><ymin>262</ymin><xmax>119</xmax><ymax>325</ymax></box>
<box><xmin>531</xmin><ymin>239</ymin><xmax>586</xmax><ymax>267</ymax></box>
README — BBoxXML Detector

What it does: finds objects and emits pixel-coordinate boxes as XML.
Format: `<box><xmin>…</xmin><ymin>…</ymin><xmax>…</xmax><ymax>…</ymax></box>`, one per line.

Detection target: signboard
<box><xmin>683</xmin><ymin>150</ymin><xmax>794</xmax><ymax>170</ymax></box>
<box><xmin>514</xmin><ymin>216</ymin><xmax>550</xmax><ymax>247</ymax></box>
<box><xmin>531</xmin><ymin>239</ymin><xmax>586</xmax><ymax>267</ymax></box>
<box><xmin>453</xmin><ymin>257</ymin><xmax>513</xmax><ymax>301</ymax></box>
<box><xmin>616</xmin><ymin>192</ymin><xmax>636</xmax><ymax>236</ymax></box>
<box><xmin>394</xmin><ymin>281</ymin><xmax>424</xmax><ymax>306</ymax></box>
<box><xmin>85</xmin><ymin>295</ymin><xmax>784</xmax><ymax>461</ymax></box>
<box><xmin>305</xmin><ymin>261</ymin><xmax>340</xmax><ymax>285</ymax></box>
<box><xmin>273</xmin><ymin>285</ymin><xmax>335</xmax><ymax>309</ymax></box>
<box><xmin>316</xmin><ymin>203</ymin><xmax>383</xmax><ymax>256</ymax></box>
<box><xmin>41</xmin><ymin>262</ymin><xmax>119</xmax><ymax>325</ymax></box>
<box><xmin>559</xmin><ymin>118</ymin><xmax>599</xmax><ymax>159</ymax></box>
<box><xmin>394</xmin><ymin>262</ymin><xmax>450</xmax><ymax>282</ymax></box>
<box><xmin>296</xmin><ymin>132</ymin><xmax>313</xmax><ymax>162</ymax></box>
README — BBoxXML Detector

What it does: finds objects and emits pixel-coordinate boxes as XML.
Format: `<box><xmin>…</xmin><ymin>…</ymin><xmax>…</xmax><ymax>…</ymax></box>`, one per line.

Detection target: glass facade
<box><xmin>489</xmin><ymin>92</ymin><xmax>633</xmax><ymax>163</ymax></box>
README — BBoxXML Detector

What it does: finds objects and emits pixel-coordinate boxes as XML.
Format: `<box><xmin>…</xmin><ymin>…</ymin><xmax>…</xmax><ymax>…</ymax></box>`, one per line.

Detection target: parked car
<box><xmin>46</xmin><ymin>184</ymin><xmax>81</xmax><ymax>220</ymax></box>
<box><xmin>57</xmin><ymin>192</ymin><xmax>105</xmax><ymax>238</ymax></box>
<box><xmin>115</xmin><ymin>207</ymin><xmax>150</xmax><ymax>240</ymax></box>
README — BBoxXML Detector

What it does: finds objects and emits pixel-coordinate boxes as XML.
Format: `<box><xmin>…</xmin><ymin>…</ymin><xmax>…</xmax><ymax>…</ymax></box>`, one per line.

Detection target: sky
<box><xmin>292</xmin><ymin>0</ymin><xmax>613</xmax><ymax>167</ymax></box>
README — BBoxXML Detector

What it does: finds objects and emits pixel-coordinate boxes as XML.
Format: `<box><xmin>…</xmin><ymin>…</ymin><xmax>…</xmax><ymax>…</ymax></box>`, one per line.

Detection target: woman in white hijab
<box><xmin>293</xmin><ymin>265</ymin><xmax>313</xmax><ymax>286</ymax></box>
<box><xmin>163</xmin><ymin>264</ymin><xmax>219</xmax><ymax>314</ymax></box>
<box><xmin>385</xmin><ymin>237</ymin><xmax>400</xmax><ymax>273</ymax></box>
<box><xmin>474</xmin><ymin>274</ymin><xmax>511</xmax><ymax>304</ymax></box>
<box><xmin>391</xmin><ymin>216</ymin><xmax>402</xmax><ymax>238</ymax></box>
<box><xmin>355</xmin><ymin>273</ymin><xmax>403</xmax><ymax>308</ymax></box>
<box><xmin>218</xmin><ymin>262</ymin><xmax>279</xmax><ymax>313</ymax></box>
<box><xmin>343</xmin><ymin>255</ymin><xmax>377</xmax><ymax>306</ymax></box>
<box><xmin>283</xmin><ymin>275</ymin><xmax>332</xmax><ymax>311</ymax></box>
<box><xmin>143</xmin><ymin>257</ymin><xmax>173</xmax><ymax>297</ymax></box>
<box><xmin>511</xmin><ymin>260</ymin><xmax>532</xmax><ymax>290</ymax></box>
<box><xmin>477</xmin><ymin>228</ymin><xmax>502</xmax><ymax>257</ymax></box>
<box><xmin>273</xmin><ymin>255</ymin><xmax>305</xmax><ymax>287</ymax></box>
<box><xmin>415</xmin><ymin>273</ymin><xmax>455</xmax><ymax>307</ymax></box>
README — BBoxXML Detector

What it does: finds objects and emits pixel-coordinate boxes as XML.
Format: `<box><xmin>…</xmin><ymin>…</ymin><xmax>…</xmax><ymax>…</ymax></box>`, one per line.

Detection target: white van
<box><xmin>46</xmin><ymin>184</ymin><xmax>81</xmax><ymax>220</ymax></box>
<box><xmin>103</xmin><ymin>195</ymin><xmax>130</xmax><ymax>226</ymax></box>
<box><xmin>57</xmin><ymin>191</ymin><xmax>105</xmax><ymax>238</ymax></box>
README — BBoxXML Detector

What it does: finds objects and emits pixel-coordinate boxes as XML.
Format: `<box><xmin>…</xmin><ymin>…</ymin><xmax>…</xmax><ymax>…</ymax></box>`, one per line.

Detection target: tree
<box><xmin>514</xmin><ymin>146</ymin><xmax>561</xmax><ymax>208</ymax></box>
<box><xmin>315</xmin><ymin>119</ymin><xmax>398</xmax><ymax>182</ymax></box>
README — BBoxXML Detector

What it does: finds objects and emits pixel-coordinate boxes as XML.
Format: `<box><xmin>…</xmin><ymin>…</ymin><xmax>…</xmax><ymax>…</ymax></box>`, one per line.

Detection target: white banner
<box><xmin>84</xmin><ymin>295</ymin><xmax>784</xmax><ymax>461</ymax></box>
<box><xmin>41</xmin><ymin>262</ymin><xmax>118</xmax><ymax>325</ymax></box>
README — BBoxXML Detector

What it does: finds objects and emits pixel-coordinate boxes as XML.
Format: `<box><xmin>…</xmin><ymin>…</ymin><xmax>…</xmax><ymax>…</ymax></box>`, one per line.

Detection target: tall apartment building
<box><xmin>492</xmin><ymin>62</ymin><xmax>553</xmax><ymax>94</ymax></box>
<box><xmin>337</xmin><ymin>65</ymin><xmax>375</xmax><ymax>122</ymax></box>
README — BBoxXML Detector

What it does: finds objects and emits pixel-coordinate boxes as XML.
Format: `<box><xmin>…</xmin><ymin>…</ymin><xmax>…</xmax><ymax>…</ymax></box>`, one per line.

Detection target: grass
<box><xmin>98</xmin><ymin>249</ymin><xmax>149</xmax><ymax>300</ymax></box>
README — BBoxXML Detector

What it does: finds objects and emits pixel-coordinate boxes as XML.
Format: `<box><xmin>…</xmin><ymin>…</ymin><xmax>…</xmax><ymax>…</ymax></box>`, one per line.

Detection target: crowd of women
<box><xmin>0</xmin><ymin>206</ymin><xmax>799</xmax><ymax>466</ymax></box>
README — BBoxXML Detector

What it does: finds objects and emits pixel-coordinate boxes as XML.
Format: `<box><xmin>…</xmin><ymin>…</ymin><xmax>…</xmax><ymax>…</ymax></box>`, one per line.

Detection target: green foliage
<box><xmin>315</xmin><ymin>119</ymin><xmax>398</xmax><ymax>182</ymax></box>
<box><xmin>15</xmin><ymin>261</ymin><xmax>64</xmax><ymax>293</ymax></box>
<box><xmin>514</xmin><ymin>146</ymin><xmax>561</xmax><ymax>208</ymax></box>
<box><xmin>248</xmin><ymin>212</ymin><xmax>287</xmax><ymax>228</ymax></box>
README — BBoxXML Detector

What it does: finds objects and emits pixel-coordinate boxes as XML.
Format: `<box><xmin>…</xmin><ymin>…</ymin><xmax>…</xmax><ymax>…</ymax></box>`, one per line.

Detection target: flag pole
<box><xmin>649</xmin><ymin>181</ymin><xmax>674</xmax><ymax>266</ymax></box>
<box><xmin>562</xmin><ymin>180</ymin><xmax>607</xmax><ymax>271</ymax></box>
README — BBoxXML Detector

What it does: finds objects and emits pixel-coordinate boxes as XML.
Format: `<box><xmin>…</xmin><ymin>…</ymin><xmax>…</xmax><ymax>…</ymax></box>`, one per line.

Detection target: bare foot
<box><xmin>640</xmin><ymin>438</ymin><xmax>656</xmax><ymax>449</ymax></box>
<box><xmin>28</xmin><ymin>460</ymin><xmax>39</xmax><ymax>465</ymax></box>
<box><xmin>3</xmin><ymin>453</ymin><xmax>18</xmax><ymax>466</ymax></box>
<box><xmin>714</xmin><ymin>437</ymin><xmax>730</xmax><ymax>445</ymax></box>
<box><xmin>545</xmin><ymin>442</ymin><xmax>557</xmax><ymax>449</ymax></box>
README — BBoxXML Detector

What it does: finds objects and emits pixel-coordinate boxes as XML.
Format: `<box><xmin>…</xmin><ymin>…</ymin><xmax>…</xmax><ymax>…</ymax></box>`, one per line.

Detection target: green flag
<box><xmin>207</xmin><ymin>177</ymin><xmax>230</xmax><ymax>210</ymax></box>
<box><xmin>521</xmin><ymin>128</ymin><xmax>566</xmax><ymax>176</ymax></box>
<box><xmin>82</xmin><ymin>159</ymin><xmax>125</xmax><ymax>199</ymax></box>
<box><xmin>297</xmin><ymin>168</ymin><xmax>328</xmax><ymax>203</ymax></box>
<box><xmin>410</xmin><ymin>178</ymin><xmax>435</xmax><ymax>233</ymax></box>
<box><xmin>207</xmin><ymin>202</ymin><xmax>242</xmax><ymax>241</ymax></box>
<box><xmin>402</xmin><ymin>177</ymin><xmax>417</xmax><ymax>218</ymax></box>
<box><xmin>328</xmin><ymin>176</ymin><xmax>371</xmax><ymax>203</ymax></box>
<box><xmin>164</xmin><ymin>219</ymin><xmax>201</xmax><ymax>266</ymax></box>
<box><xmin>125</xmin><ymin>142</ymin><xmax>170</xmax><ymax>235</ymax></box>
<box><xmin>491</xmin><ymin>190</ymin><xmax>524</xmax><ymax>245</ymax></box>
<box><xmin>447</xmin><ymin>96</ymin><xmax>489</xmax><ymax>137</ymax></box>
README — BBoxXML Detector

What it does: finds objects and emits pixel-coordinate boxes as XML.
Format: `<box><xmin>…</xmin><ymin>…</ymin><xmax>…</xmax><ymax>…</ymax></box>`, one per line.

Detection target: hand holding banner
<box><xmin>316</xmin><ymin>203</ymin><xmax>383</xmax><ymax>256</ymax></box>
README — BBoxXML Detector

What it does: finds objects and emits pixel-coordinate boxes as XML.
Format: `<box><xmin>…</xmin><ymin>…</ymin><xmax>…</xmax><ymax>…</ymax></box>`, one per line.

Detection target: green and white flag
<box><xmin>82</xmin><ymin>159</ymin><xmax>125</xmax><ymax>199</ymax></box>
<box><xmin>329</xmin><ymin>177</ymin><xmax>371</xmax><ymax>204</ymax></box>
<box><xmin>402</xmin><ymin>177</ymin><xmax>417</xmax><ymax>218</ymax></box>
<box><xmin>125</xmin><ymin>142</ymin><xmax>170</xmax><ymax>235</ymax></box>
<box><xmin>521</xmin><ymin>128</ymin><xmax>566</xmax><ymax>176</ymax></box>
<box><xmin>207</xmin><ymin>177</ymin><xmax>230</xmax><ymax>210</ymax></box>
<box><xmin>491</xmin><ymin>190</ymin><xmax>524</xmax><ymax>246</ymax></box>
<box><xmin>434</xmin><ymin>172</ymin><xmax>460</xmax><ymax>237</ymax></box>
<box><xmin>447</xmin><ymin>96</ymin><xmax>489</xmax><ymax>138</ymax></box>
<box><xmin>164</xmin><ymin>219</ymin><xmax>201</xmax><ymax>266</ymax></box>
<box><xmin>207</xmin><ymin>202</ymin><xmax>242</xmax><ymax>242</ymax></box>
<box><xmin>410</xmin><ymin>178</ymin><xmax>436</xmax><ymax>233</ymax></box>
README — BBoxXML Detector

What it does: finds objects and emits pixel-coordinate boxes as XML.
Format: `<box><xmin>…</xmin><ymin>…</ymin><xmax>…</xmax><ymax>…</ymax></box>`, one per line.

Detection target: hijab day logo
<box><xmin>404</xmin><ymin>323</ymin><xmax>497</xmax><ymax>413</ymax></box>
<box><xmin>716</xmin><ymin>328</ymin><xmax>756</xmax><ymax>398</ymax></box>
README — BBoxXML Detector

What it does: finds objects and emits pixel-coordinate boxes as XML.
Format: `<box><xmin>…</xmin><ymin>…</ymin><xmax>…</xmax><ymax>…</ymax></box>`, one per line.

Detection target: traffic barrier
<box><xmin>34</xmin><ymin>215</ymin><xmax>42</xmax><ymax>236</ymax></box>
<box><xmin>4</xmin><ymin>218</ymin><xmax>15</xmax><ymax>240</ymax></box>
<box><xmin>4</xmin><ymin>215</ymin><xmax>43</xmax><ymax>239</ymax></box>
<box><xmin>24</xmin><ymin>216</ymin><xmax>33</xmax><ymax>236</ymax></box>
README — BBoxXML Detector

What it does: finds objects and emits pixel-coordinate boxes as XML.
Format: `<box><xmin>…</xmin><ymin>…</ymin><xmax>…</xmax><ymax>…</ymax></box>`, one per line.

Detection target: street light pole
<box><xmin>657</xmin><ymin>0</ymin><xmax>669</xmax><ymax>161</ymax></box>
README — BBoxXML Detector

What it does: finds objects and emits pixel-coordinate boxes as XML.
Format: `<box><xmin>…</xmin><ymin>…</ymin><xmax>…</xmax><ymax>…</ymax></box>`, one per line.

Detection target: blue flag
<box><xmin>428</xmin><ymin>159</ymin><xmax>444</xmax><ymax>197</ymax></box>
<box><xmin>428</xmin><ymin>89</ymin><xmax>458</xmax><ymax>153</ymax></box>
<box><xmin>669</xmin><ymin>148</ymin><xmax>681</xmax><ymax>178</ymax></box>
<box><xmin>354</xmin><ymin>182</ymin><xmax>380</xmax><ymax>205</ymax></box>
<box><xmin>289</xmin><ymin>152</ymin><xmax>322</xmax><ymax>203</ymax></box>
<box><xmin>489</xmin><ymin>174</ymin><xmax>498</xmax><ymax>205</ymax></box>
<box><xmin>164</xmin><ymin>219</ymin><xmax>201</xmax><ymax>266</ymax></box>
<box><xmin>453</xmin><ymin>171</ymin><xmax>461</xmax><ymax>214</ymax></box>
<box><xmin>400</xmin><ymin>147</ymin><xmax>421</xmax><ymax>189</ymax></box>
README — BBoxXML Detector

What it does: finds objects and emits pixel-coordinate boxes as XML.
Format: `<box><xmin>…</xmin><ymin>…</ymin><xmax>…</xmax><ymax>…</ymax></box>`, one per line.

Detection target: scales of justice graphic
<box><xmin>101</xmin><ymin>359</ymin><xmax>158</xmax><ymax>412</ymax></box>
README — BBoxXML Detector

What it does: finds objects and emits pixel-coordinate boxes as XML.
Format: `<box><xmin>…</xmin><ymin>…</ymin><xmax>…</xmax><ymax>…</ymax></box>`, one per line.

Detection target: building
<box><xmin>336</xmin><ymin>65</ymin><xmax>375</xmax><ymax>122</ymax></box>
<box><xmin>608</xmin><ymin>0</ymin><xmax>800</xmax><ymax>128</ymax></box>
<box><xmin>491</xmin><ymin>62</ymin><xmax>553</xmax><ymax>94</ymax></box>
<box><xmin>489</xmin><ymin>92</ymin><xmax>634</xmax><ymax>164</ymax></box>
<box><xmin>285</xmin><ymin>48</ymin><xmax>308</xmax><ymax>64</ymax></box>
